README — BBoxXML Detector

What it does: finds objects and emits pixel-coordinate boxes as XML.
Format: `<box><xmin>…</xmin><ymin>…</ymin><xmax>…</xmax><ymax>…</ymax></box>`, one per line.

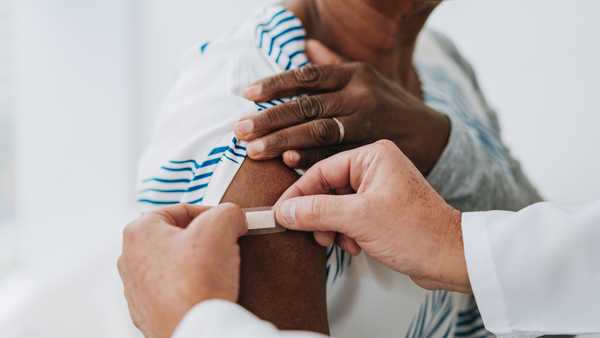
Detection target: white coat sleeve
<box><xmin>171</xmin><ymin>300</ymin><xmax>329</xmax><ymax>338</ymax></box>
<box><xmin>462</xmin><ymin>200</ymin><xmax>600</xmax><ymax>338</ymax></box>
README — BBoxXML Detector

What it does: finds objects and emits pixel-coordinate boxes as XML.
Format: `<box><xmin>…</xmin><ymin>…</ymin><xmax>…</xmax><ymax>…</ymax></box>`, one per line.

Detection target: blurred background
<box><xmin>1</xmin><ymin>0</ymin><xmax>599</xmax><ymax>337</ymax></box>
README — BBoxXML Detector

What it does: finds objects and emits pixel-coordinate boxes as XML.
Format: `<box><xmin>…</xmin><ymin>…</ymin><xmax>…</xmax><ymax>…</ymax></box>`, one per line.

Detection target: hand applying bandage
<box><xmin>274</xmin><ymin>140</ymin><xmax>471</xmax><ymax>293</ymax></box>
<box><xmin>117</xmin><ymin>204</ymin><xmax>248</xmax><ymax>338</ymax></box>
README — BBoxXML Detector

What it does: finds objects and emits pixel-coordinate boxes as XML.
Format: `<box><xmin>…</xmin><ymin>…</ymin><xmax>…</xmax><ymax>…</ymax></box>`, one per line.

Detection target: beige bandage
<box><xmin>243</xmin><ymin>207</ymin><xmax>286</xmax><ymax>236</ymax></box>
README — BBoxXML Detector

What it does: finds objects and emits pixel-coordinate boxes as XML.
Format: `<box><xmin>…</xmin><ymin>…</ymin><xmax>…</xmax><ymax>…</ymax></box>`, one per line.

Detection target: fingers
<box><xmin>277</xmin><ymin>145</ymin><xmax>375</xmax><ymax>202</ymax></box>
<box><xmin>306</xmin><ymin>39</ymin><xmax>345</xmax><ymax>65</ymax></box>
<box><xmin>244</xmin><ymin>64</ymin><xmax>353</xmax><ymax>102</ymax></box>
<box><xmin>336</xmin><ymin>234</ymin><xmax>361</xmax><ymax>256</ymax></box>
<box><xmin>246</xmin><ymin>117</ymin><xmax>345</xmax><ymax>159</ymax></box>
<box><xmin>235</xmin><ymin>92</ymin><xmax>348</xmax><ymax>141</ymax></box>
<box><xmin>186</xmin><ymin>203</ymin><xmax>248</xmax><ymax>243</ymax></box>
<box><xmin>275</xmin><ymin>194</ymin><xmax>363</xmax><ymax>234</ymax></box>
<box><xmin>314</xmin><ymin>231</ymin><xmax>335</xmax><ymax>247</ymax></box>
<box><xmin>282</xmin><ymin>145</ymin><xmax>354</xmax><ymax>169</ymax></box>
<box><xmin>151</xmin><ymin>204</ymin><xmax>212</xmax><ymax>228</ymax></box>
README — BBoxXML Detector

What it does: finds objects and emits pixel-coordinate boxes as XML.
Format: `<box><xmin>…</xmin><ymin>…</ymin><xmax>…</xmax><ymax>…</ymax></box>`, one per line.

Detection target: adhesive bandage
<box><xmin>243</xmin><ymin>207</ymin><xmax>286</xmax><ymax>236</ymax></box>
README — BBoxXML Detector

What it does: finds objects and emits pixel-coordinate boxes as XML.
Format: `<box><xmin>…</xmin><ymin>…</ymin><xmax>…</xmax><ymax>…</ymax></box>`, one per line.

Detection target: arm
<box><xmin>221</xmin><ymin>158</ymin><xmax>329</xmax><ymax>334</ymax></box>
<box><xmin>463</xmin><ymin>201</ymin><xmax>600</xmax><ymax>337</ymax></box>
<box><xmin>427</xmin><ymin>31</ymin><xmax>542</xmax><ymax>212</ymax></box>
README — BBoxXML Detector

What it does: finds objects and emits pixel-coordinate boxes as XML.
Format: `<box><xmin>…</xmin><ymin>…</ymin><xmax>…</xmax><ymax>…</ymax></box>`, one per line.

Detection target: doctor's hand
<box><xmin>236</xmin><ymin>40</ymin><xmax>450</xmax><ymax>175</ymax></box>
<box><xmin>117</xmin><ymin>203</ymin><xmax>247</xmax><ymax>338</ymax></box>
<box><xmin>274</xmin><ymin>140</ymin><xmax>471</xmax><ymax>293</ymax></box>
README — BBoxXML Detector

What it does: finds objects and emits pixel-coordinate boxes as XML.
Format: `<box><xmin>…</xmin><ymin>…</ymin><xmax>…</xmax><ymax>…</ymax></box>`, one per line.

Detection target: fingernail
<box><xmin>284</xmin><ymin>151</ymin><xmax>300</xmax><ymax>164</ymax></box>
<box><xmin>247</xmin><ymin>140</ymin><xmax>265</xmax><ymax>155</ymax></box>
<box><xmin>234</xmin><ymin>120</ymin><xmax>253</xmax><ymax>135</ymax></box>
<box><xmin>277</xmin><ymin>201</ymin><xmax>296</xmax><ymax>226</ymax></box>
<box><xmin>244</xmin><ymin>84</ymin><xmax>262</xmax><ymax>99</ymax></box>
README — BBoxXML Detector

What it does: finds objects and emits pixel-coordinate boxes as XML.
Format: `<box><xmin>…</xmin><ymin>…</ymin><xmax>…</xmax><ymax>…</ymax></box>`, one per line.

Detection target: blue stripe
<box><xmin>142</xmin><ymin>177</ymin><xmax>190</xmax><ymax>184</ymax></box>
<box><xmin>440</xmin><ymin>320</ymin><xmax>453</xmax><ymax>338</ymax></box>
<box><xmin>209</xmin><ymin>146</ymin><xmax>229</xmax><ymax>156</ymax></box>
<box><xmin>298</xmin><ymin>60</ymin><xmax>309</xmax><ymax>68</ymax></box>
<box><xmin>161</xmin><ymin>166</ymin><xmax>194</xmax><ymax>173</ymax></box>
<box><xmin>192</xmin><ymin>172</ymin><xmax>213</xmax><ymax>181</ymax></box>
<box><xmin>268</xmin><ymin>26</ymin><xmax>304</xmax><ymax>55</ymax></box>
<box><xmin>258</xmin><ymin>16</ymin><xmax>296</xmax><ymax>48</ymax></box>
<box><xmin>199</xmin><ymin>42</ymin><xmax>210</xmax><ymax>54</ymax></box>
<box><xmin>188</xmin><ymin>196</ymin><xmax>204</xmax><ymax>204</ymax></box>
<box><xmin>198</xmin><ymin>157</ymin><xmax>221</xmax><ymax>168</ymax></box>
<box><xmin>425</xmin><ymin>298</ymin><xmax>452</xmax><ymax>337</ymax></box>
<box><xmin>288</xmin><ymin>49</ymin><xmax>306</xmax><ymax>60</ymax></box>
<box><xmin>457</xmin><ymin>310</ymin><xmax>481</xmax><ymax>326</ymax></box>
<box><xmin>227</xmin><ymin>147</ymin><xmax>246</xmax><ymax>158</ymax></box>
<box><xmin>223</xmin><ymin>154</ymin><xmax>239</xmax><ymax>163</ymax></box>
<box><xmin>234</xmin><ymin>143</ymin><xmax>246</xmax><ymax>150</ymax></box>
<box><xmin>140</xmin><ymin>183</ymin><xmax>208</xmax><ymax>194</ymax></box>
<box><xmin>256</xmin><ymin>8</ymin><xmax>288</xmax><ymax>29</ymax></box>
<box><xmin>169</xmin><ymin>159</ymin><xmax>198</xmax><ymax>166</ymax></box>
<box><xmin>138</xmin><ymin>199</ymin><xmax>179</xmax><ymax>205</ymax></box>
<box><xmin>279</xmin><ymin>35</ymin><xmax>305</xmax><ymax>50</ymax></box>
<box><xmin>455</xmin><ymin>324</ymin><xmax>486</xmax><ymax>337</ymax></box>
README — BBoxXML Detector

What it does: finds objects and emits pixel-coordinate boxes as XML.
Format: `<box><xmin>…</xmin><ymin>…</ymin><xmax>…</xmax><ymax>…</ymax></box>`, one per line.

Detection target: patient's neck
<box><xmin>287</xmin><ymin>0</ymin><xmax>437</xmax><ymax>93</ymax></box>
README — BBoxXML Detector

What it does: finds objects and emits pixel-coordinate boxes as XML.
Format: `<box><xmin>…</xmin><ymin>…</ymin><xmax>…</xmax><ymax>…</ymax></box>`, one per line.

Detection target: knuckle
<box><xmin>122</xmin><ymin>223</ymin><xmax>138</xmax><ymax>243</ymax></box>
<box><xmin>310</xmin><ymin>119</ymin><xmax>338</xmax><ymax>145</ymax></box>
<box><xmin>268</xmin><ymin>131</ymin><xmax>289</xmax><ymax>149</ymax></box>
<box><xmin>373</xmin><ymin>139</ymin><xmax>397</xmax><ymax>153</ymax></box>
<box><xmin>294</xmin><ymin>65</ymin><xmax>322</xmax><ymax>84</ymax></box>
<box><xmin>296</xmin><ymin>96</ymin><xmax>324</xmax><ymax>119</ymax></box>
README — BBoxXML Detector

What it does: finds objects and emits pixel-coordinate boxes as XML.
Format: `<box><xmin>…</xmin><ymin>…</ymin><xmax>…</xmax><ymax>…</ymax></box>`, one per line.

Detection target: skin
<box><xmin>118</xmin><ymin>204</ymin><xmax>248</xmax><ymax>338</ymax></box>
<box><xmin>221</xmin><ymin>159</ymin><xmax>329</xmax><ymax>334</ymax></box>
<box><xmin>117</xmin><ymin>141</ymin><xmax>470</xmax><ymax>338</ymax></box>
<box><xmin>217</xmin><ymin>0</ymin><xmax>444</xmax><ymax>333</ymax></box>
<box><xmin>235</xmin><ymin>0</ymin><xmax>450</xmax><ymax>174</ymax></box>
<box><xmin>272</xmin><ymin>140</ymin><xmax>471</xmax><ymax>293</ymax></box>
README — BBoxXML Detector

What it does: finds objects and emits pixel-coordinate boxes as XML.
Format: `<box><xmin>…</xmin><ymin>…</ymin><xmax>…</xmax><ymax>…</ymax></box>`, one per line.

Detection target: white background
<box><xmin>1</xmin><ymin>0</ymin><xmax>599</xmax><ymax>337</ymax></box>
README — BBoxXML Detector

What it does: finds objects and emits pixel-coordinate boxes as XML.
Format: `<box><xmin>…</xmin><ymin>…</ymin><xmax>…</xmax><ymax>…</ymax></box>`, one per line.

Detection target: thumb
<box><xmin>306</xmin><ymin>39</ymin><xmax>345</xmax><ymax>65</ymax></box>
<box><xmin>275</xmin><ymin>194</ymin><xmax>361</xmax><ymax>235</ymax></box>
<box><xmin>186</xmin><ymin>203</ymin><xmax>248</xmax><ymax>243</ymax></box>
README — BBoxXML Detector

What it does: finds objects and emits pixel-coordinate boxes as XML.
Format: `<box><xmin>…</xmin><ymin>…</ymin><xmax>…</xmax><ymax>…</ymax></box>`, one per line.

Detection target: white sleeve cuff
<box><xmin>172</xmin><ymin>299</ymin><xmax>328</xmax><ymax>338</ymax></box>
<box><xmin>462</xmin><ymin>211</ymin><xmax>516</xmax><ymax>337</ymax></box>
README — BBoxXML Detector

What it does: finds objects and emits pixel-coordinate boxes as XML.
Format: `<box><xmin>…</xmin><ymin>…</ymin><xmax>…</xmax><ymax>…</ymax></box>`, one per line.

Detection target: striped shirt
<box><xmin>138</xmin><ymin>5</ymin><xmax>541</xmax><ymax>338</ymax></box>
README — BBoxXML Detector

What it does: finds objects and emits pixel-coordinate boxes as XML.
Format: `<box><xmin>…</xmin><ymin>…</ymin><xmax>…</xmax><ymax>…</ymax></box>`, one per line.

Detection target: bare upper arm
<box><xmin>220</xmin><ymin>158</ymin><xmax>329</xmax><ymax>334</ymax></box>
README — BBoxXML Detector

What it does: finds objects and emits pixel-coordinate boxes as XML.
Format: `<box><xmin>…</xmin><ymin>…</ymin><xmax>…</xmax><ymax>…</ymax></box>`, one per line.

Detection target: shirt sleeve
<box><xmin>172</xmin><ymin>300</ymin><xmax>329</xmax><ymax>338</ymax></box>
<box><xmin>426</xmin><ymin>31</ymin><xmax>542</xmax><ymax>212</ymax></box>
<box><xmin>462</xmin><ymin>201</ymin><xmax>600</xmax><ymax>338</ymax></box>
<box><xmin>136</xmin><ymin>35</ymin><xmax>278</xmax><ymax>210</ymax></box>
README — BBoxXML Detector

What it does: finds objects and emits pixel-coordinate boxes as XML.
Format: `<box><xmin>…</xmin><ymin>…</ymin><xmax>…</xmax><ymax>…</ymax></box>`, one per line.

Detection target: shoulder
<box><xmin>416</xmin><ymin>29</ymin><xmax>488</xmax><ymax>105</ymax></box>
<box><xmin>137</xmin><ymin>5</ymin><xmax>311</xmax><ymax>209</ymax></box>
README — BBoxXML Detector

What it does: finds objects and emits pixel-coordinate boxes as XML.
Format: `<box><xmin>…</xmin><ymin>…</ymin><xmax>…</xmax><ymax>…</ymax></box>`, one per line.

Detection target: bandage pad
<box><xmin>243</xmin><ymin>207</ymin><xmax>286</xmax><ymax>236</ymax></box>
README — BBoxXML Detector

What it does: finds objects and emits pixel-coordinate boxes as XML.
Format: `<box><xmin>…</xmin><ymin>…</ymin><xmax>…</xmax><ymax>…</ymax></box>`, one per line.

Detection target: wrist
<box><xmin>398</xmin><ymin>108</ymin><xmax>451</xmax><ymax>175</ymax></box>
<box><xmin>430</xmin><ymin>207</ymin><xmax>471</xmax><ymax>293</ymax></box>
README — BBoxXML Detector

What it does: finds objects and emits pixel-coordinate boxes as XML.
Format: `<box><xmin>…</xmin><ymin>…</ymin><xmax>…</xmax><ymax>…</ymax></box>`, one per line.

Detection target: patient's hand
<box><xmin>235</xmin><ymin>40</ymin><xmax>450</xmax><ymax>175</ymax></box>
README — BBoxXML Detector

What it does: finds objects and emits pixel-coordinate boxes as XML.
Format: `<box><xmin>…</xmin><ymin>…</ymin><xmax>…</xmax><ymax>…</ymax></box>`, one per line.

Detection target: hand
<box><xmin>117</xmin><ymin>203</ymin><xmax>248</xmax><ymax>338</ymax></box>
<box><xmin>274</xmin><ymin>140</ymin><xmax>470</xmax><ymax>293</ymax></box>
<box><xmin>235</xmin><ymin>40</ymin><xmax>450</xmax><ymax>174</ymax></box>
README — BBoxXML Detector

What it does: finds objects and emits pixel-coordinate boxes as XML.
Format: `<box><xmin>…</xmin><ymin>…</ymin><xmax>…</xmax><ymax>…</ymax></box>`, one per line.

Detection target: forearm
<box><xmin>462</xmin><ymin>201</ymin><xmax>600</xmax><ymax>337</ymax></box>
<box><xmin>427</xmin><ymin>116</ymin><xmax>542</xmax><ymax>212</ymax></box>
<box><xmin>221</xmin><ymin>159</ymin><xmax>329</xmax><ymax>334</ymax></box>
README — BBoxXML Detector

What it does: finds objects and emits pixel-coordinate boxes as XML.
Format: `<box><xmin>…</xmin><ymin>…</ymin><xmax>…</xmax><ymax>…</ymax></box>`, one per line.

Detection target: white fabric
<box><xmin>172</xmin><ymin>300</ymin><xmax>327</xmax><ymax>338</ymax></box>
<box><xmin>463</xmin><ymin>200</ymin><xmax>600</xmax><ymax>338</ymax></box>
